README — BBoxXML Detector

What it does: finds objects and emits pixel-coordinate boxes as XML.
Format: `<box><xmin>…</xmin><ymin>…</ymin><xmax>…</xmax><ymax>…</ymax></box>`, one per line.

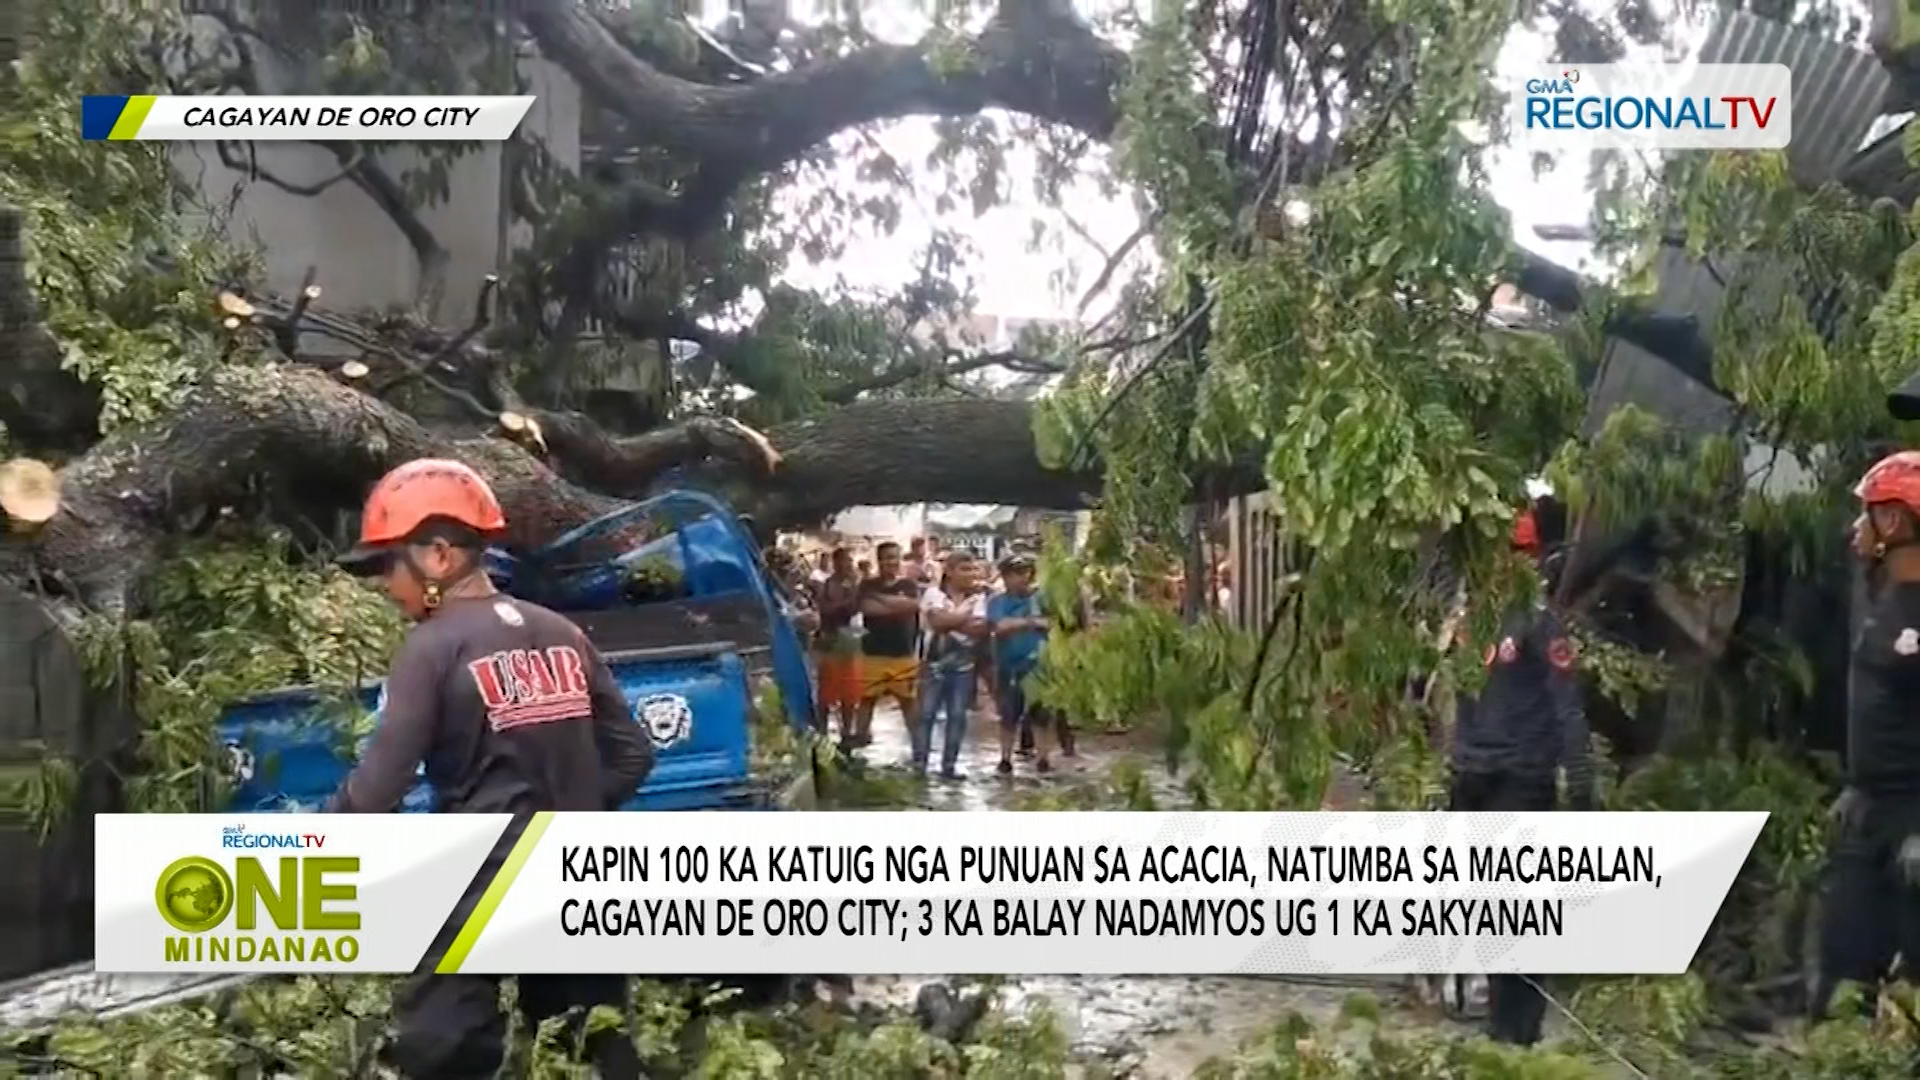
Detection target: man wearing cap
<box><xmin>987</xmin><ymin>551</ymin><xmax>1055</xmax><ymax>776</ymax></box>
<box><xmin>331</xmin><ymin>458</ymin><xmax>652</xmax><ymax>1079</ymax></box>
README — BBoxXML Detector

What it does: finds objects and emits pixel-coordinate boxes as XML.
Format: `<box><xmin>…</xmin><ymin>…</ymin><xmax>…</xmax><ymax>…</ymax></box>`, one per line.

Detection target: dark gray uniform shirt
<box><xmin>1848</xmin><ymin>581</ymin><xmax>1920</xmax><ymax>798</ymax></box>
<box><xmin>328</xmin><ymin>594</ymin><xmax>655</xmax><ymax>814</ymax></box>
<box><xmin>1453</xmin><ymin>604</ymin><xmax>1593</xmax><ymax>803</ymax></box>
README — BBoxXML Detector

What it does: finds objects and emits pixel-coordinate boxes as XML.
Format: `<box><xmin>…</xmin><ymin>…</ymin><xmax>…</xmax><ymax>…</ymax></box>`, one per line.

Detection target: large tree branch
<box><xmin>376</xmin><ymin>302</ymin><xmax>1085</xmax><ymax>510</ymax></box>
<box><xmin>0</xmin><ymin>366</ymin><xmax>629</xmax><ymax>614</ymax></box>
<box><xmin>518</xmin><ymin>0</ymin><xmax>1125</xmax><ymax>238</ymax></box>
<box><xmin>524</xmin><ymin>0</ymin><xmax>1121</xmax><ymax>159</ymax></box>
<box><xmin>747</xmin><ymin>397</ymin><xmax>1101</xmax><ymax>530</ymax></box>
<box><xmin>0</xmin><ymin>366</ymin><xmax>1099</xmax><ymax>611</ymax></box>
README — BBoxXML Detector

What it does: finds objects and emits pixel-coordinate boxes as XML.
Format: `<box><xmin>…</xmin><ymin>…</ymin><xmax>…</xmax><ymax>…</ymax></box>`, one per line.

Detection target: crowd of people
<box><xmin>792</xmin><ymin>535</ymin><xmax>1076</xmax><ymax>780</ymax></box>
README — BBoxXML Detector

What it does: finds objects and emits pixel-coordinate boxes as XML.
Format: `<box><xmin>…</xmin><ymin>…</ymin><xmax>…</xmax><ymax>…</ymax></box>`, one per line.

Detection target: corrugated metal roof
<box><xmin>1700</xmin><ymin>10</ymin><xmax>1893</xmax><ymax>185</ymax></box>
<box><xmin>1583</xmin><ymin>11</ymin><xmax>1893</xmax><ymax>439</ymax></box>
<box><xmin>1567</xmin><ymin>14</ymin><xmax>1890</xmax><ymax>625</ymax></box>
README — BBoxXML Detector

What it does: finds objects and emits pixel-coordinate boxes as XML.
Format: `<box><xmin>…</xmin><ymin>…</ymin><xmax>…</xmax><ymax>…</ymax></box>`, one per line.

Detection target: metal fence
<box><xmin>1223</xmin><ymin>492</ymin><xmax>1286</xmax><ymax>632</ymax></box>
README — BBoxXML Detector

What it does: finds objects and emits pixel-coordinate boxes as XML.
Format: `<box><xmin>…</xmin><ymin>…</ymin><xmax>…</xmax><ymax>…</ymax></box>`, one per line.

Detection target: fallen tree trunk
<box><xmin>0</xmin><ymin>366</ymin><xmax>621</xmax><ymax>613</ymax></box>
<box><xmin>0</xmin><ymin>364</ymin><xmax>1107</xmax><ymax>613</ymax></box>
<box><xmin>713</xmin><ymin>397</ymin><xmax>1100</xmax><ymax>529</ymax></box>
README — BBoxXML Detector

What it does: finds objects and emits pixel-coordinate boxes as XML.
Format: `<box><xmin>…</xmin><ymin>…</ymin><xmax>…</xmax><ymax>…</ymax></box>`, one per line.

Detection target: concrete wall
<box><xmin>175</xmin><ymin>20</ymin><xmax>580</xmax><ymax>332</ymax></box>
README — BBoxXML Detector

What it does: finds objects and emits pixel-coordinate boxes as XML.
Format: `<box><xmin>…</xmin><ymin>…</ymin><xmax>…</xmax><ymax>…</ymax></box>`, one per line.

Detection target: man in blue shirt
<box><xmin>987</xmin><ymin>552</ymin><xmax>1053</xmax><ymax>775</ymax></box>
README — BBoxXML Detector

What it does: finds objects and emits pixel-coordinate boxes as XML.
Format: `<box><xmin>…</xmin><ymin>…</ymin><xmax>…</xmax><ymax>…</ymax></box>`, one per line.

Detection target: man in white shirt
<box><xmin>914</xmin><ymin>551</ymin><xmax>989</xmax><ymax>779</ymax></box>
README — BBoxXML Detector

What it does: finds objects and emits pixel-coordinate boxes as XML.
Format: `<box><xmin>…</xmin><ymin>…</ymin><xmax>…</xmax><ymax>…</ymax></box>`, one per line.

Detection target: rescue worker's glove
<box><xmin>1899</xmin><ymin>835</ymin><xmax>1920</xmax><ymax>890</ymax></box>
<box><xmin>1831</xmin><ymin>786</ymin><xmax>1869</xmax><ymax>834</ymax></box>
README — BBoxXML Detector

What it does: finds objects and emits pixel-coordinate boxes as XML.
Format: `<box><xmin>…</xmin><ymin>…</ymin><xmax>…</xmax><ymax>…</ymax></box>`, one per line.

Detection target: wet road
<box><xmin>854</xmin><ymin>699</ymin><xmax>1130</xmax><ymax>808</ymax></box>
<box><xmin>836</xmin><ymin>702</ymin><xmax>1472</xmax><ymax>1075</ymax></box>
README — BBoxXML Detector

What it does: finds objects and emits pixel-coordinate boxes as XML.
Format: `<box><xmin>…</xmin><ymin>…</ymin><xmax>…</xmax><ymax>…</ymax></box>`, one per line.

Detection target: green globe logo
<box><xmin>155</xmin><ymin>856</ymin><xmax>234</xmax><ymax>934</ymax></box>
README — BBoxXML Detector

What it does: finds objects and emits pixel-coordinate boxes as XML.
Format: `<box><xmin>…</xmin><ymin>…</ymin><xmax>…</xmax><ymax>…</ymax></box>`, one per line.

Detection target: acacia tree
<box><xmin>0</xmin><ymin>0</ymin><xmax>1898</xmax><ymax>788</ymax></box>
<box><xmin>0</xmin><ymin>0</ymin><xmax>1681</xmax><ymax>614</ymax></box>
<box><xmin>0</xmin><ymin>0</ymin><xmax>1863</xmax><ymax>814</ymax></box>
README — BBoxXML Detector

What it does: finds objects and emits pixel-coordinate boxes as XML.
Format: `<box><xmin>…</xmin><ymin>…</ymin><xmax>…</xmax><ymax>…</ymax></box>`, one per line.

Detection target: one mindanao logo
<box><xmin>637</xmin><ymin>693</ymin><xmax>694</xmax><ymax>749</ymax></box>
<box><xmin>1515</xmin><ymin>63</ymin><xmax>1790</xmax><ymax>150</ymax></box>
<box><xmin>153</xmin><ymin>825</ymin><xmax>361</xmax><ymax>964</ymax></box>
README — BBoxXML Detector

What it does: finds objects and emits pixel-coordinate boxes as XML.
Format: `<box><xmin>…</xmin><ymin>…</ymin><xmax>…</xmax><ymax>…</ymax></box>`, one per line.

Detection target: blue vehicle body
<box><xmin>214</xmin><ymin>490</ymin><xmax>816</xmax><ymax>813</ymax></box>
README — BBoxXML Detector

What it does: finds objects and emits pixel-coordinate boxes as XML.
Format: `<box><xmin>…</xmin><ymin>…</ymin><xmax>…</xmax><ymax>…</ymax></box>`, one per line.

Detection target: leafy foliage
<box><xmin>14</xmin><ymin>0</ymin><xmax>1920</xmax><ymax>1072</ymax></box>
<box><xmin>57</xmin><ymin>534</ymin><xmax>404</xmax><ymax>823</ymax></box>
<box><xmin>1026</xmin><ymin>0</ymin><xmax>1920</xmax><ymax>1073</ymax></box>
<box><xmin>2</xmin><ymin>974</ymin><xmax>1076</xmax><ymax>1078</ymax></box>
<box><xmin>2</xmin><ymin>1</ymin><xmax>260</xmax><ymax>431</ymax></box>
<box><xmin>1190</xmin><ymin>982</ymin><xmax>1920</xmax><ymax>1078</ymax></box>
<box><xmin>1036</xmin><ymin>0</ymin><xmax>1587</xmax><ymax>821</ymax></box>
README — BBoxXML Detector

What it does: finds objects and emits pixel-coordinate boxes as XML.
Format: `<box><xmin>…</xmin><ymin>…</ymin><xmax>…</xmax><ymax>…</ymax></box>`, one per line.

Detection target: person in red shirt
<box><xmin>331</xmin><ymin>459</ymin><xmax>650</xmax><ymax>1079</ymax></box>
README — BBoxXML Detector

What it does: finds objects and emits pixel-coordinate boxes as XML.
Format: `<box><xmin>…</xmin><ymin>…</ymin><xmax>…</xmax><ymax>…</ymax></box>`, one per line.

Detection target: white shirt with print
<box><xmin>919</xmin><ymin>586</ymin><xmax>984</xmax><ymax>668</ymax></box>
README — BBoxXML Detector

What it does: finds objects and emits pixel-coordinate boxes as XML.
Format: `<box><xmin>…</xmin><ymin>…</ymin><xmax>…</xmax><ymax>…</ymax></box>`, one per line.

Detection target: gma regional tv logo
<box><xmin>153</xmin><ymin>825</ymin><xmax>360</xmax><ymax>963</ymax></box>
<box><xmin>1511</xmin><ymin>62</ymin><xmax>1791</xmax><ymax>150</ymax></box>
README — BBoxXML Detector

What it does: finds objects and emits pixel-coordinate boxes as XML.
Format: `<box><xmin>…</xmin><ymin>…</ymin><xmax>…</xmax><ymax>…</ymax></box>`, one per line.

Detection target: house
<box><xmin>177</xmin><ymin>19</ymin><xmax>582</xmax><ymax>337</ymax></box>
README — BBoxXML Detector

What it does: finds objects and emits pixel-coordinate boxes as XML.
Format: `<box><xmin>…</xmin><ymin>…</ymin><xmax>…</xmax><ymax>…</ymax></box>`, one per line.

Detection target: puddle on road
<box><xmin>830</xmin><ymin>704</ymin><xmax>1468</xmax><ymax>1074</ymax></box>
<box><xmin>846</xmin><ymin>700</ymin><xmax>1178</xmax><ymax>811</ymax></box>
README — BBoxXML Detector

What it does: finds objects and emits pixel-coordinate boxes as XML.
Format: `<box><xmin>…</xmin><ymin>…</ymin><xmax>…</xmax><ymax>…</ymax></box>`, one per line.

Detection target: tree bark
<box><xmin>518</xmin><ymin>0</ymin><xmax>1123</xmax><ymax>233</ymax></box>
<box><xmin>753</xmin><ymin>397</ymin><xmax>1102</xmax><ymax>528</ymax></box>
<box><xmin>0</xmin><ymin>365</ymin><xmax>623</xmax><ymax>613</ymax></box>
<box><xmin>0</xmin><ymin>365</ymin><xmax>1107</xmax><ymax>612</ymax></box>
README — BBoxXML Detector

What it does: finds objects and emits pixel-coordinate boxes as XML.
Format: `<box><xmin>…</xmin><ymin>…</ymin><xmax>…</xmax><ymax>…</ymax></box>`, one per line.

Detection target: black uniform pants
<box><xmin>1450</xmin><ymin>769</ymin><xmax>1557</xmax><ymax>1046</ymax></box>
<box><xmin>382</xmin><ymin>817</ymin><xmax>643</xmax><ymax>1079</ymax></box>
<box><xmin>1814</xmin><ymin>794</ymin><xmax>1920</xmax><ymax>1018</ymax></box>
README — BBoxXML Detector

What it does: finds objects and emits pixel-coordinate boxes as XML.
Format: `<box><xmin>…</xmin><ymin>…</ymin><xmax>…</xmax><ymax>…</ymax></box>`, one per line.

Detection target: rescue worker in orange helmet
<box><xmin>330</xmin><ymin>459</ymin><xmax>650</xmax><ymax>1079</ymax></box>
<box><xmin>1510</xmin><ymin>507</ymin><xmax>1541</xmax><ymax>555</ymax></box>
<box><xmin>1813</xmin><ymin>450</ymin><xmax>1920</xmax><ymax>1017</ymax></box>
<box><xmin>1448</xmin><ymin>504</ymin><xmax>1593</xmax><ymax>1046</ymax></box>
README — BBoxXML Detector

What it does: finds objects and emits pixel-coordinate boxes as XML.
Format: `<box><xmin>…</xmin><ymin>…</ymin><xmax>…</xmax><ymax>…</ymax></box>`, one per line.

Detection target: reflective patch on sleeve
<box><xmin>1897</xmin><ymin>628</ymin><xmax>1920</xmax><ymax>657</ymax></box>
<box><xmin>1547</xmin><ymin>637</ymin><xmax>1576</xmax><ymax>671</ymax></box>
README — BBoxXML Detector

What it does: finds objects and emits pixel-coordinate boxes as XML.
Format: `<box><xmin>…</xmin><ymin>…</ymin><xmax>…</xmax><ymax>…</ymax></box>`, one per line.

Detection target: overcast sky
<box><xmin>764</xmin><ymin>9</ymin><xmax>1722</xmax><ymax>322</ymax></box>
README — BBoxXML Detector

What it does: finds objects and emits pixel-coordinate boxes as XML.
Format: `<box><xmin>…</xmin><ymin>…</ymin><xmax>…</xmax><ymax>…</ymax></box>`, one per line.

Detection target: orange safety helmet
<box><xmin>1856</xmin><ymin>450</ymin><xmax>1920</xmax><ymax>514</ymax></box>
<box><xmin>1511</xmin><ymin>508</ymin><xmax>1541</xmax><ymax>554</ymax></box>
<box><xmin>340</xmin><ymin>459</ymin><xmax>505</xmax><ymax>568</ymax></box>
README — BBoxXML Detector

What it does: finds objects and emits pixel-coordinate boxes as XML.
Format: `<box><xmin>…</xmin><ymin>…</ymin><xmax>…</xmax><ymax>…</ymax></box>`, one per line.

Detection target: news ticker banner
<box><xmin>96</xmin><ymin>810</ymin><xmax>1765</xmax><ymax>976</ymax></box>
<box><xmin>1508</xmin><ymin>63</ymin><xmax>1791</xmax><ymax>150</ymax></box>
<box><xmin>79</xmin><ymin>96</ymin><xmax>535</xmax><ymax>142</ymax></box>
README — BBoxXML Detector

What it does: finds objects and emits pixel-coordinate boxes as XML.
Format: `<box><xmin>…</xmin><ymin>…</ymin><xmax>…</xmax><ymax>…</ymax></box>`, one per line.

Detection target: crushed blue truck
<box><xmin>0</xmin><ymin>489</ymin><xmax>821</xmax><ymax>1024</ymax></box>
<box><xmin>222</xmin><ymin>489</ymin><xmax>817</xmax><ymax>813</ymax></box>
